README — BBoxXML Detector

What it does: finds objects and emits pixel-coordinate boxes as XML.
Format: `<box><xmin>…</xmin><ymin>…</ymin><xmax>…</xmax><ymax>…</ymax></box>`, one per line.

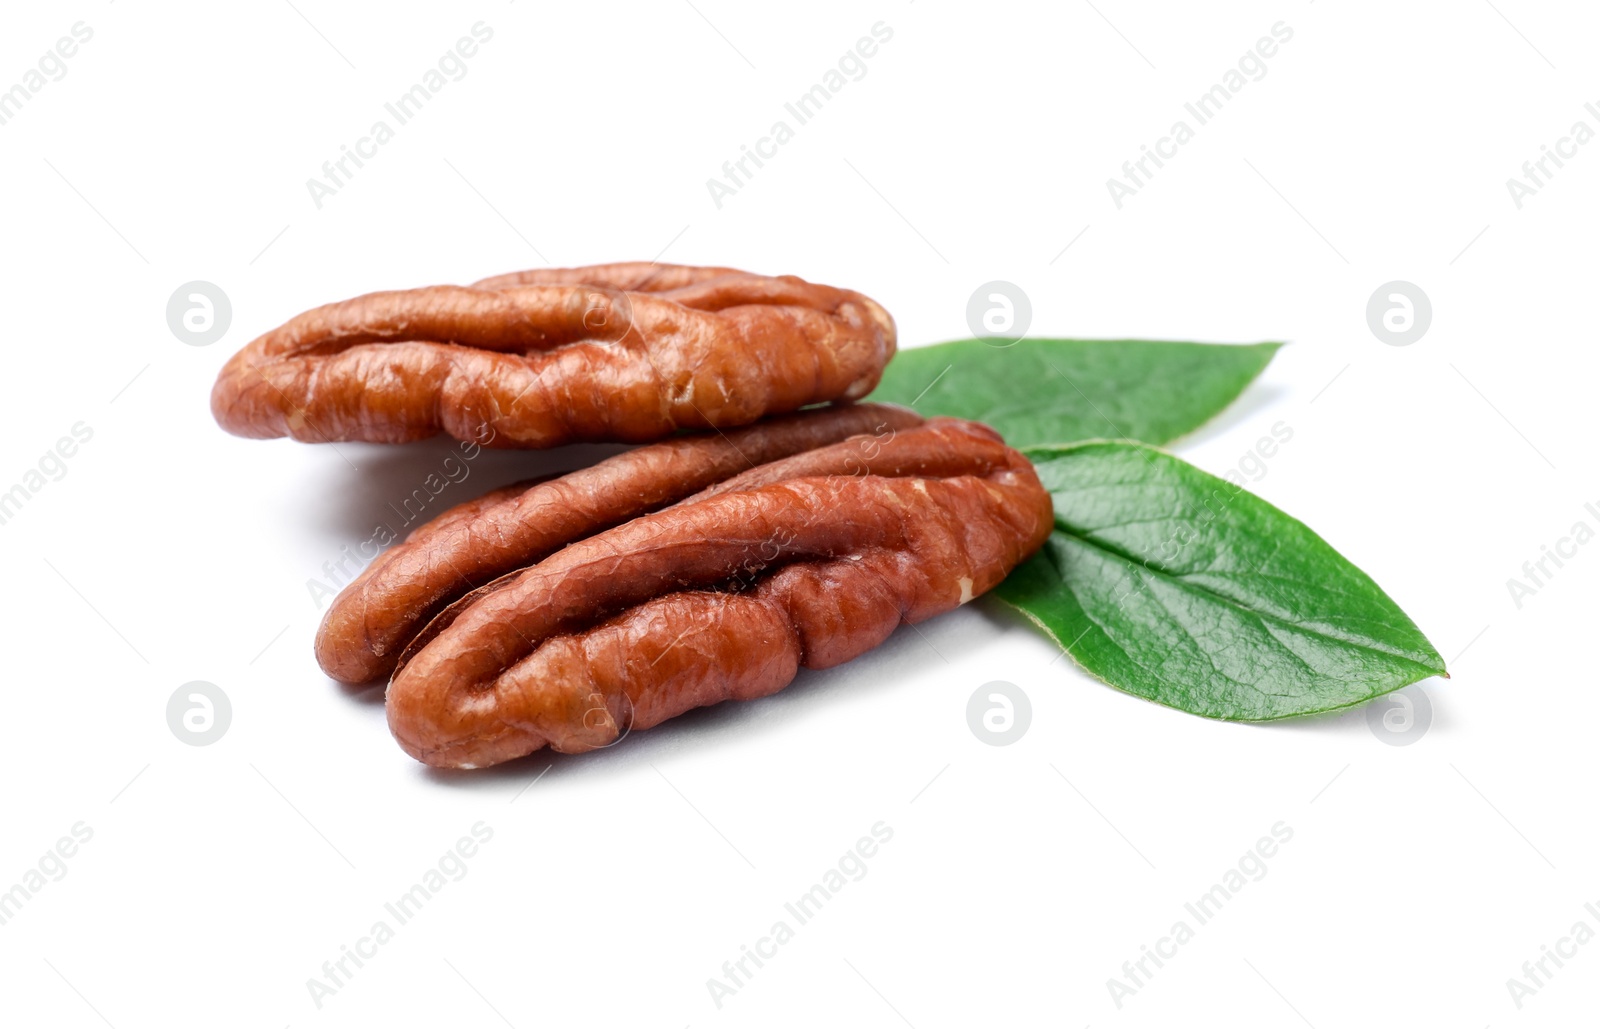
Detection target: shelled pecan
<box><xmin>210</xmin><ymin>262</ymin><xmax>896</xmax><ymax>447</ymax></box>
<box><xmin>316</xmin><ymin>403</ymin><xmax>924</xmax><ymax>685</ymax></box>
<box><xmin>382</xmin><ymin>418</ymin><xmax>1054</xmax><ymax>769</ymax></box>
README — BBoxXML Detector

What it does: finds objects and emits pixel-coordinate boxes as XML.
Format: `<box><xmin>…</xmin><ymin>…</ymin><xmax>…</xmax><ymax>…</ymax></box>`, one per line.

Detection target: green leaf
<box><xmin>997</xmin><ymin>441</ymin><xmax>1446</xmax><ymax>720</ymax></box>
<box><xmin>868</xmin><ymin>339</ymin><xmax>1282</xmax><ymax>448</ymax></box>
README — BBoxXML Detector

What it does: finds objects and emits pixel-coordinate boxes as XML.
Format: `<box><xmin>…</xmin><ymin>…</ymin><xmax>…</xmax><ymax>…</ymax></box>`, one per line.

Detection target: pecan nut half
<box><xmin>210</xmin><ymin>262</ymin><xmax>896</xmax><ymax>447</ymax></box>
<box><xmin>316</xmin><ymin>403</ymin><xmax>924</xmax><ymax>685</ymax></box>
<box><xmin>384</xmin><ymin>418</ymin><xmax>1054</xmax><ymax>769</ymax></box>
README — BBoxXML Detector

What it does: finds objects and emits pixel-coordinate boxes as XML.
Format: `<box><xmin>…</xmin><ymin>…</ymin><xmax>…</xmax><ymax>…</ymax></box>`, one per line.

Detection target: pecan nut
<box><xmin>383</xmin><ymin>418</ymin><xmax>1054</xmax><ymax>768</ymax></box>
<box><xmin>316</xmin><ymin>403</ymin><xmax>924</xmax><ymax>685</ymax></box>
<box><xmin>210</xmin><ymin>262</ymin><xmax>896</xmax><ymax>447</ymax></box>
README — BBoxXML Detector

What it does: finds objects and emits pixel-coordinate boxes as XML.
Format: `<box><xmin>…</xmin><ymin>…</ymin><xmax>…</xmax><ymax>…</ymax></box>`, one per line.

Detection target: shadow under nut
<box><xmin>386</xmin><ymin>426</ymin><xmax>1053</xmax><ymax>769</ymax></box>
<box><xmin>315</xmin><ymin>403</ymin><xmax>924</xmax><ymax>685</ymax></box>
<box><xmin>210</xmin><ymin>264</ymin><xmax>897</xmax><ymax>447</ymax></box>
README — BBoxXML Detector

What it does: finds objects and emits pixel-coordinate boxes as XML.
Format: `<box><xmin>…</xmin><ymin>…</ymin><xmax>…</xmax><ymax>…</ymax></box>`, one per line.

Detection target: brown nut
<box><xmin>384</xmin><ymin>418</ymin><xmax>1054</xmax><ymax>769</ymax></box>
<box><xmin>315</xmin><ymin>403</ymin><xmax>925</xmax><ymax>685</ymax></box>
<box><xmin>210</xmin><ymin>262</ymin><xmax>897</xmax><ymax>447</ymax></box>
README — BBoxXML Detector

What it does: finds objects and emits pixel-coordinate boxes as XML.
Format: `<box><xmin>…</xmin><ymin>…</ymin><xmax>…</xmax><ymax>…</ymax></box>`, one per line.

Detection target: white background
<box><xmin>1</xmin><ymin>1</ymin><xmax>1595</xmax><ymax>1026</ymax></box>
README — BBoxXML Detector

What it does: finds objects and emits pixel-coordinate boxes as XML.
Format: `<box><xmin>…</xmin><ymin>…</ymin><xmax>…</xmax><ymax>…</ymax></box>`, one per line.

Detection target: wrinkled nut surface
<box><xmin>384</xmin><ymin>418</ymin><xmax>1054</xmax><ymax>769</ymax></box>
<box><xmin>211</xmin><ymin>262</ymin><xmax>897</xmax><ymax>447</ymax></box>
<box><xmin>316</xmin><ymin>403</ymin><xmax>925</xmax><ymax>685</ymax></box>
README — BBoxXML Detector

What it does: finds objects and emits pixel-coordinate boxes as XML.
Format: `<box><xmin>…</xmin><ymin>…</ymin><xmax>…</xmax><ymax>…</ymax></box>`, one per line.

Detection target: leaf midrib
<box><xmin>1049</xmin><ymin>521</ymin><xmax>1444</xmax><ymax>676</ymax></box>
<box><xmin>1039</xmin><ymin>543</ymin><xmax>1313</xmax><ymax>715</ymax></box>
